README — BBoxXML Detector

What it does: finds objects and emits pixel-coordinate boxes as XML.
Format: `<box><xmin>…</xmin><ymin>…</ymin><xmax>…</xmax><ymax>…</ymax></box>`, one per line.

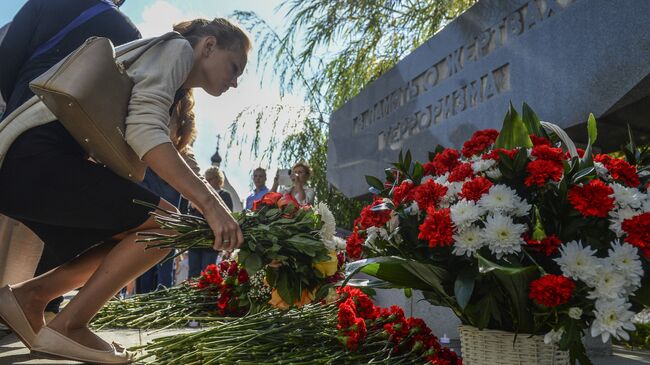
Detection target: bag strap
<box><xmin>28</xmin><ymin>0</ymin><xmax>117</xmax><ymax>62</ymax></box>
<box><xmin>117</xmin><ymin>32</ymin><xmax>184</xmax><ymax>70</ymax></box>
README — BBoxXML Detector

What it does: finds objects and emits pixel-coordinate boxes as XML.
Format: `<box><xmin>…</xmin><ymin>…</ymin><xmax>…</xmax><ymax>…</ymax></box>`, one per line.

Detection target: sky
<box><xmin>0</xmin><ymin>0</ymin><xmax>308</xmax><ymax>203</ymax></box>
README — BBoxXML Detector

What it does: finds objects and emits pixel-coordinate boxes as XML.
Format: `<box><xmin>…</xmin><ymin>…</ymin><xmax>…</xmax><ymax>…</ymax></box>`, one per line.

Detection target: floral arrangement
<box><xmin>138</xmin><ymin>196</ymin><xmax>346</xmax><ymax>309</ymax></box>
<box><xmin>345</xmin><ymin>104</ymin><xmax>650</xmax><ymax>364</ymax></box>
<box><xmin>136</xmin><ymin>286</ymin><xmax>461</xmax><ymax>365</ymax></box>
<box><xmin>92</xmin><ymin>260</ymin><xmax>270</xmax><ymax>329</ymax></box>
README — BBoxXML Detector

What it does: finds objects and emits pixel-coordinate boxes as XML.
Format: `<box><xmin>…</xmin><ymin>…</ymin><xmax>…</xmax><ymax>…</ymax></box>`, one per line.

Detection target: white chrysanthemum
<box><xmin>544</xmin><ymin>328</ymin><xmax>564</xmax><ymax>344</ymax></box>
<box><xmin>590</xmin><ymin>298</ymin><xmax>635</xmax><ymax>342</ymax></box>
<box><xmin>594</xmin><ymin>161</ymin><xmax>609</xmax><ymax>178</ymax></box>
<box><xmin>569</xmin><ymin>307</ymin><xmax>583</xmax><ymax>320</ymax></box>
<box><xmin>611</xmin><ymin>183</ymin><xmax>645</xmax><ymax>209</ymax></box>
<box><xmin>324</xmin><ymin>236</ymin><xmax>347</xmax><ymax>252</ymax></box>
<box><xmin>512</xmin><ymin>196</ymin><xmax>532</xmax><ymax>217</ymax></box>
<box><xmin>433</xmin><ymin>173</ymin><xmax>448</xmax><ymax>185</ymax></box>
<box><xmin>317</xmin><ymin>202</ymin><xmax>337</xmax><ymax>240</ymax></box>
<box><xmin>607</xmin><ymin>242</ymin><xmax>643</xmax><ymax>289</ymax></box>
<box><xmin>478</xmin><ymin>185</ymin><xmax>518</xmax><ymax>213</ymax></box>
<box><xmin>450</xmin><ymin>199</ymin><xmax>482</xmax><ymax>228</ymax></box>
<box><xmin>364</xmin><ymin>226</ymin><xmax>388</xmax><ymax>246</ymax></box>
<box><xmin>609</xmin><ymin>207</ymin><xmax>638</xmax><ymax>237</ymax></box>
<box><xmin>587</xmin><ymin>262</ymin><xmax>627</xmax><ymax>300</ymax></box>
<box><xmin>481</xmin><ymin>213</ymin><xmax>527</xmax><ymax>258</ymax></box>
<box><xmin>441</xmin><ymin>181</ymin><xmax>463</xmax><ymax>206</ymax></box>
<box><xmin>452</xmin><ymin>226</ymin><xmax>484</xmax><ymax>257</ymax></box>
<box><xmin>554</xmin><ymin>241</ymin><xmax>601</xmax><ymax>282</ymax></box>
<box><xmin>471</xmin><ymin>158</ymin><xmax>496</xmax><ymax>174</ymax></box>
<box><xmin>486</xmin><ymin>168</ymin><xmax>502</xmax><ymax>180</ymax></box>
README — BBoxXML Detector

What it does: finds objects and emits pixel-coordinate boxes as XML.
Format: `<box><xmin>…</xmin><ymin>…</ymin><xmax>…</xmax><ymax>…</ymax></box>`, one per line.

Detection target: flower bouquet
<box><xmin>344</xmin><ymin>104</ymin><xmax>650</xmax><ymax>364</ymax></box>
<box><xmin>135</xmin><ymin>286</ymin><xmax>462</xmax><ymax>365</ymax></box>
<box><xmin>137</xmin><ymin>195</ymin><xmax>346</xmax><ymax>309</ymax></box>
<box><xmin>92</xmin><ymin>259</ymin><xmax>269</xmax><ymax>329</ymax></box>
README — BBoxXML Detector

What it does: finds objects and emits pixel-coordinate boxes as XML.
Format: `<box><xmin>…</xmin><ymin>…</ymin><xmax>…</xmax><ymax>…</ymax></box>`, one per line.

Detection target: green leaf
<box><xmin>454</xmin><ymin>270</ymin><xmax>475</xmax><ymax>309</ymax></box>
<box><xmin>579</xmin><ymin>114</ymin><xmax>598</xmax><ymax>169</ymax></box>
<box><xmin>570</xmin><ymin>167</ymin><xmax>595</xmax><ymax>185</ymax></box>
<box><xmin>365</xmin><ymin>175</ymin><xmax>385</xmax><ymax>191</ymax></box>
<box><xmin>244</xmin><ymin>253</ymin><xmax>262</xmax><ymax>273</ymax></box>
<box><xmin>522</xmin><ymin>103</ymin><xmax>544</xmax><ymax>137</ymax></box>
<box><xmin>494</xmin><ymin>103</ymin><xmax>533</xmax><ymax>149</ymax></box>
<box><xmin>412</xmin><ymin>162</ymin><xmax>424</xmax><ymax>182</ymax></box>
<box><xmin>344</xmin><ymin>257</ymin><xmax>450</xmax><ymax>293</ymax></box>
<box><xmin>404</xmin><ymin>150</ymin><xmax>412</xmax><ymax>171</ymax></box>
<box><xmin>587</xmin><ymin>113</ymin><xmax>598</xmax><ymax>144</ymax></box>
<box><xmin>403</xmin><ymin>288</ymin><xmax>413</xmax><ymax>298</ymax></box>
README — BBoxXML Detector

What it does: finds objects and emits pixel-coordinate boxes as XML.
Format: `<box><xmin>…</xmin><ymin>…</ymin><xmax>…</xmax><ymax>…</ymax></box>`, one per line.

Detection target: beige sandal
<box><xmin>0</xmin><ymin>285</ymin><xmax>38</xmax><ymax>349</ymax></box>
<box><xmin>31</xmin><ymin>327</ymin><xmax>133</xmax><ymax>364</ymax></box>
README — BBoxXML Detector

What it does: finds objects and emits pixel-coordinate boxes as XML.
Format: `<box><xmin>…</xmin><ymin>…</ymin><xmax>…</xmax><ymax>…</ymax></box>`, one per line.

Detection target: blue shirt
<box><xmin>245</xmin><ymin>186</ymin><xmax>269</xmax><ymax>210</ymax></box>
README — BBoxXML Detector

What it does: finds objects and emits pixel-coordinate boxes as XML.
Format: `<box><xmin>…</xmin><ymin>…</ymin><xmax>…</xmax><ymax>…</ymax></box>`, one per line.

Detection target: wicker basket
<box><xmin>459</xmin><ymin>325</ymin><xmax>569</xmax><ymax>365</ymax></box>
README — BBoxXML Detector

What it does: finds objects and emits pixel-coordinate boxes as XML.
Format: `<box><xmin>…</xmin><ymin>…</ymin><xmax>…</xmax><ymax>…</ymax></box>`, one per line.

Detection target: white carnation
<box><xmin>481</xmin><ymin>213</ymin><xmax>527</xmax><ymax>258</ymax></box>
<box><xmin>554</xmin><ymin>241</ymin><xmax>601</xmax><ymax>282</ymax></box>
<box><xmin>452</xmin><ymin>225</ymin><xmax>484</xmax><ymax>257</ymax></box>
<box><xmin>450</xmin><ymin>199</ymin><xmax>482</xmax><ymax>228</ymax></box>
<box><xmin>590</xmin><ymin>298</ymin><xmax>635</xmax><ymax>342</ymax></box>
<box><xmin>441</xmin><ymin>181</ymin><xmax>463</xmax><ymax>207</ymax></box>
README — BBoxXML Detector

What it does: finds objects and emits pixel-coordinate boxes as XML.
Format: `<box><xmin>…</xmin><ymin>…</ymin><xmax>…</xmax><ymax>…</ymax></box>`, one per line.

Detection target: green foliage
<box><xmin>226</xmin><ymin>1</ymin><xmax>475</xmax><ymax>230</ymax></box>
<box><xmin>615</xmin><ymin>322</ymin><xmax>650</xmax><ymax>350</ymax></box>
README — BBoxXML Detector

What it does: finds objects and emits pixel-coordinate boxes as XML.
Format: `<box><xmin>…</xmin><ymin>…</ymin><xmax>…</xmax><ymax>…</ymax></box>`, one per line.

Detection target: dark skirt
<box><xmin>0</xmin><ymin>121</ymin><xmax>160</xmax><ymax>260</ymax></box>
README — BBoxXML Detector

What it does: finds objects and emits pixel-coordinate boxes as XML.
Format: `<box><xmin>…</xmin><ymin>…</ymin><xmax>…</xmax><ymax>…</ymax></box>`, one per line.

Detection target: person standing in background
<box><xmin>0</xmin><ymin>0</ymin><xmax>141</xmax><ymax>320</ymax></box>
<box><xmin>188</xmin><ymin>166</ymin><xmax>233</xmax><ymax>278</ymax></box>
<box><xmin>245</xmin><ymin>167</ymin><xmax>269</xmax><ymax>210</ymax></box>
<box><xmin>271</xmin><ymin>162</ymin><xmax>316</xmax><ymax>206</ymax></box>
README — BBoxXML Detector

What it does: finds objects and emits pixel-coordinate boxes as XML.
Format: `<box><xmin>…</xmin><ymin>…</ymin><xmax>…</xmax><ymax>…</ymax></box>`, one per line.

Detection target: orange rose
<box><xmin>252</xmin><ymin>192</ymin><xmax>283</xmax><ymax>211</ymax></box>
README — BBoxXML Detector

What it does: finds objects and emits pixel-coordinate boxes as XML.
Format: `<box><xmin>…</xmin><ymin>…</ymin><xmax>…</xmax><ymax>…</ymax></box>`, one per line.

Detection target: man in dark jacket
<box><xmin>0</xmin><ymin>0</ymin><xmax>141</xmax><ymax>316</ymax></box>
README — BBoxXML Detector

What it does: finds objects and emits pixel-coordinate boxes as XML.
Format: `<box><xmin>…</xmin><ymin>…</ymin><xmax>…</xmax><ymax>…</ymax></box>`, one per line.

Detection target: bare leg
<box><xmin>11</xmin><ymin>242</ymin><xmax>114</xmax><ymax>334</ymax></box>
<box><xmin>11</xmin><ymin>199</ymin><xmax>177</xmax><ymax>350</ymax></box>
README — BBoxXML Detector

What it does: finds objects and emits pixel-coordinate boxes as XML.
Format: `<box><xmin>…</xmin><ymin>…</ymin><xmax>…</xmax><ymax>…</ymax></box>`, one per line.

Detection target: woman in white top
<box><xmin>272</xmin><ymin>161</ymin><xmax>316</xmax><ymax>206</ymax></box>
<box><xmin>0</xmin><ymin>18</ymin><xmax>250</xmax><ymax>364</ymax></box>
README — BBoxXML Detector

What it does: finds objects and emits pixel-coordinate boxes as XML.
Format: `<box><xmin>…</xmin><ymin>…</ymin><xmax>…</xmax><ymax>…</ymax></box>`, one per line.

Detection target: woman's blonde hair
<box><xmin>173</xmin><ymin>18</ymin><xmax>252</xmax><ymax>52</ymax></box>
<box><xmin>170</xmin><ymin>90</ymin><xmax>196</xmax><ymax>153</ymax></box>
<box><xmin>292</xmin><ymin>161</ymin><xmax>312</xmax><ymax>178</ymax></box>
<box><xmin>205</xmin><ymin>166</ymin><xmax>225</xmax><ymax>188</ymax></box>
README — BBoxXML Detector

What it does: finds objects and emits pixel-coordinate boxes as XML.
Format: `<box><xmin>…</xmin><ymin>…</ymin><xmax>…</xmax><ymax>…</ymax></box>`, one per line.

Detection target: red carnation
<box><xmin>530</xmin><ymin>134</ymin><xmax>552</xmax><ymax>147</ymax></box>
<box><xmin>418</xmin><ymin>207</ymin><xmax>455</xmax><ymax>248</ymax></box>
<box><xmin>459</xmin><ymin>176</ymin><xmax>493</xmax><ymax>201</ymax></box>
<box><xmin>424</xmin><ymin>149</ymin><xmax>461</xmax><ymax>176</ymax></box>
<box><xmin>529</xmin><ymin>274</ymin><xmax>575</xmax><ymax>307</ymax></box>
<box><xmin>622</xmin><ymin>212</ymin><xmax>650</xmax><ymax>257</ymax></box>
<box><xmin>462</xmin><ymin>129</ymin><xmax>499</xmax><ymax>157</ymax></box>
<box><xmin>567</xmin><ymin>179</ymin><xmax>614</xmax><ymax>218</ymax></box>
<box><xmin>346</xmin><ymin>229</ymin><xmax>364</xmax><ymax>260</ymax></box>
<box><xmin>392</xmin><ymin>180</ymin><xmax>415</xmax><ymax>205</ymax></box>
<box><xmin>525</xmin><ymin>235</ymin><xmax>562</xmax><ymax>256</ymax></box>
<box><xmin>531</xmin><ymin>145</ymin><xmax>565</xmax><ymax>161</ymax></box>
<box><xmin>357</xmin><ymin>200</ymin><xmax>392</xmax><ymax>229</ymax></box>
<box><xmin>448</xmin><ymin>163</ymin><xmax>474</xmax><ymax>183</ymax></box>
<box><xmin>413</xmin><ymin>180</ymin><xmax>448</xmax><ymax>211</ymax></box>
<box><xmin>524</xmin><ymin>159</ymin><xmax>564</xmax><ymax>187</ymax></box>
<box><xmin>595</xmin><ymin>154</ymin><xmax>640</xmax><ymax>187</ymax></box>
<box><xmin>482</xmin><ymin>148</ymin><xmax>518</xmax><ymax>161</ymax></box>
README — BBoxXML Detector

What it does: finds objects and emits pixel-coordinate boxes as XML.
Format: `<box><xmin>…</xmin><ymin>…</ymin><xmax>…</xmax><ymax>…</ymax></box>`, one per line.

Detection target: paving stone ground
<box><xmin>2</xmin><ymin>328</ymin><xmax>650</xmax><ymax>364</ymax></box>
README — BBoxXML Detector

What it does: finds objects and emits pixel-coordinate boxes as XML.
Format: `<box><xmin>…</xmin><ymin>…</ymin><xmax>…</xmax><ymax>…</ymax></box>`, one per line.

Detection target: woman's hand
<box><xmin>200</xmin><ymin>197</ymin><xmax>244</xmax><ymax>251</ymax></box>
<box><xmin>142</xmin><ymin>143</ymin><xmax>244</xmax><ymax>251</ymax></box>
